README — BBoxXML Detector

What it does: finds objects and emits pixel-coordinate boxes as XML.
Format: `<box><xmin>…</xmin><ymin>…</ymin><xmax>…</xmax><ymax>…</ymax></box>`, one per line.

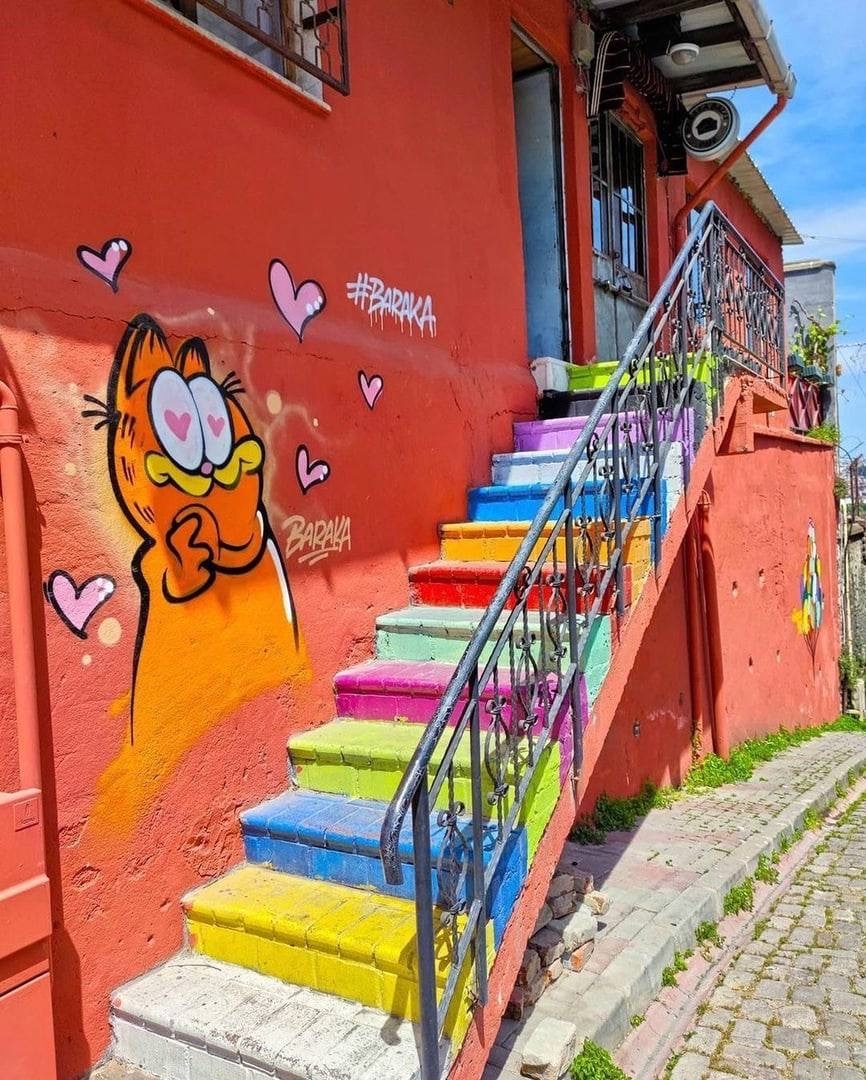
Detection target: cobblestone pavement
<box><xmin>489</xmin><ymin>733</ymin><xmax>866</xmax><ymax>1079</ymax></box>
<box><xmin>671</xmin><ymin>793</ymin><xmax>866</xmax><ymax>1080</ymax></box>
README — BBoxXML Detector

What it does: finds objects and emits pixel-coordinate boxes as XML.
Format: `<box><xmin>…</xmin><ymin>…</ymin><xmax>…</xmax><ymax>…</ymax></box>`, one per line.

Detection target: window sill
<box><xmin>120</xmin><ymin>0</ymin><xmax>332</xmax><ymax>117</ymax></box>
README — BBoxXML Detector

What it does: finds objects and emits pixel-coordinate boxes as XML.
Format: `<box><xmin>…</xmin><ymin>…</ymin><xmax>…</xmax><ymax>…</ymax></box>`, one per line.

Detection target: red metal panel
<box><xmin>0</xmin><ymin>791</ymin><xmax>51</xmax><ymax>962</ymax></box>
<box><xmin>0</xmin><ymin>972</ymin><xmax>57</xmax><ymax>1080</ymax></box>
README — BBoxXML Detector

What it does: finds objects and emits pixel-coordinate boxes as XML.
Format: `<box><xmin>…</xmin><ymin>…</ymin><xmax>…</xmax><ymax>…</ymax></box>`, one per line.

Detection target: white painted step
<box><xmin>491</xmin><ymin>443</ymin><xmax>683</xmax><ymax>523</ymax></box>
<box><xmin>492</xmin><ymin>443</ymin><xmax>684</xmax><ymax>488</ymax></box>
<box><xmin>110</xmin><ymin>952</ymin><xmax>442</xmax><ymax>1080</ymax></box>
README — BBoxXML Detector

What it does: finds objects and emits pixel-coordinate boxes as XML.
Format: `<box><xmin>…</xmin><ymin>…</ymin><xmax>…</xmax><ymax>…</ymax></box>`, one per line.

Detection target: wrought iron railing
<box><xmin>714</xmin><ymin>214</ymin><xmax>786</xmax><ymax>384</ymax></box>
<box><xmin>377</xmin><ymin>203</ymin><xmax>785</xmax><ymax>1079</ymax></box>
<box><xmin>168</xmin><ymin>0</ymin><xmax>349</xmax><ymax>94</ymax></box>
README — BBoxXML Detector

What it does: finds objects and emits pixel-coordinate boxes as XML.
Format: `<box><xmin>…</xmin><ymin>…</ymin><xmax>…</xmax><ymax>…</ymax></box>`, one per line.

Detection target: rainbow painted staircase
<box><xmin>106</xmin><ymin>203</ymin><xmax>787</xmax><ymax>1080</ymax></box>
<box><xmin>107</xmin><ymin>412</ymin><xmax>689</xmax><ymax>1080</ymax></box>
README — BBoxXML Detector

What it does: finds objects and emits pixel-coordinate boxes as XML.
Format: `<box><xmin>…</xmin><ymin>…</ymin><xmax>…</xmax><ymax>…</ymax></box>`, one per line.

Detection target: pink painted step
<box><xmin>513</xmin><ymin>410</ymin><xmax>693</xmax><ymax>457</ymax></box>
<box><xmin>334</xmin><ymin>659</ymin><xmax>587</xmax><ymax>780</ymax></box>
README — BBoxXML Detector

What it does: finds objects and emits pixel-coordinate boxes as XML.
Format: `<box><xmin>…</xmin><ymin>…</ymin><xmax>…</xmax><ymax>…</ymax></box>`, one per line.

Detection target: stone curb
<box><xmin>621</xmin><ymin>769</ymin><xmax>866</xmax><ymax>1080</ymax></box>
<box><xmin>567</xmin><ymin>742</ymin><xmax>866</xmax><ymax>1057</ymax></box>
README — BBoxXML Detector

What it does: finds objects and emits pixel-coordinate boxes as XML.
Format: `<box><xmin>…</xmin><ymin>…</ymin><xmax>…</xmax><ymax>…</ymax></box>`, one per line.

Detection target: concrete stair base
<box><xmin>110</xmin><ymin>953</ymin><xmax>442</xmax><ymax>1080</ymax></box>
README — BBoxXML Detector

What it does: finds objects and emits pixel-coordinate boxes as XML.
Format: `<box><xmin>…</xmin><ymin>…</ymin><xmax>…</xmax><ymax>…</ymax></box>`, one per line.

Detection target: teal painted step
<box><xmin>375</xmin><ymin>606</ymin><xmax>612</xmax><ymax>704</ymax></box>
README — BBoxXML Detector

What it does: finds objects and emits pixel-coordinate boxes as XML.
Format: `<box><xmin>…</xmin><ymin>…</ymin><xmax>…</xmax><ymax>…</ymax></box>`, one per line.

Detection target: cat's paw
<box><xmin>164</xmin><ymin>505</ymin><xmax>219</xmax><ymax>600</ymax></box>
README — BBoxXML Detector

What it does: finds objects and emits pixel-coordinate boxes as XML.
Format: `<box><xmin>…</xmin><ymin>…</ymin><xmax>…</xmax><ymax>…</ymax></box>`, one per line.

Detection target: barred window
<box><xmin>590</xmin><ymin>115</ymin><xmax>647</xmax><ymax>279</ymax></box>
<box><xmin>158</xmin><ymin>1</ymin><xmax>349</xmax><ymax>96</ymax></box>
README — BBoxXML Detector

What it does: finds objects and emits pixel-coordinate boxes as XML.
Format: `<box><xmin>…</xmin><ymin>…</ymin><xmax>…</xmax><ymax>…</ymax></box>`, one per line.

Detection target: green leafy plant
<box><xmin>753</xmin><ymin>916</ymin><xmax>769</xmax><ymax>940</ymax></box>
<box><xmin>840</xmin><ymin>652</ymin><xmax>865</xmax><ymax>690</ymax></box>
<box><xmin>630</xmin><ymin>1014</ymin><xmax>645</xmax><ymax>1028</ymax></box>
<box><xmin>661</xmin><ymin>965</ymin><xmax>677</xmax><ymax>987</ymax></box>
<box><xmin>571</xmin><ymin>781</ymin><xmax>675</xmax><ymax>844</ymax></box>
<box><xmin>570</xmin><ymin>1039</ymin><xmax>630</xmax><ymax>1080</ymax></box>
<box><xmin>755</xmin><ymin>854</ymin><xmax>779</xmax><ymax>885</ymax></box>
<box><xmin>724</xmin><ymin>877</ymin><xmax>755</xmax><ymax>916</ymax></box>
<box><xmin>806</xmin><ymin>421</ymin><xmax>840</xmax><ymax>445</ymax></box>
<box><xmin>803</xmin><ymin>808</ymin><xmax>822</xmax><ymax>831</ymax></box>
<box><xmin>835</xmin><ymin>475</ymin><xmax>849</xmax><ymax>500</ymax></box>
<box><xmin>790</xmin><ymin>309</ymin><xmax>842</xmax><ymax>373</ymax></box>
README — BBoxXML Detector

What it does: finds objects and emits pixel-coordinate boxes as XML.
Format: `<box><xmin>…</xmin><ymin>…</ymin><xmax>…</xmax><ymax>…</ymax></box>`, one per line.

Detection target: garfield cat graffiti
<box><xmin>90</xmin><ymin>314</ymin><xmax>308</xmax><ymax>831</ymax></box>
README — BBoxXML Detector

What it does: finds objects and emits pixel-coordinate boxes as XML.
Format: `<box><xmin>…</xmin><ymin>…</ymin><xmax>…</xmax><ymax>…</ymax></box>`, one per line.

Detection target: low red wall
<box><xmin>707</xmin><ymin>431</ymin><xmax>840</xmax><ymax>742</ymax></box>
<box><xmin>583</xmin><ymin>545</ymin><xmax>694</xmax><ymax>807</ymax></box>
<box><xmin>586</xmin><ymin>430</ymin><xmax>839</xmax><ymax>806</ymax></box>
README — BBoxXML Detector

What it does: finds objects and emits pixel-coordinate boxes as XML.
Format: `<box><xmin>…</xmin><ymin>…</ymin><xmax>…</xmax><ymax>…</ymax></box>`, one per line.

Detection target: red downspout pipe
<box><xmin>0</xmin><ymin>380</ymin><xmax>41</xmax><ymax>790</ymax></box>
<box><xmin>684</xmin><ymin>520</ymin><xmax>714</xmax><ymax>757</ymax></box>
<box><xmin>673</xmin><ymin>94</ymin><xmax>789</xmax><ymax>249</ymax></box>
<box><xmin>697</xmin><ymin>496</ymin><xmax>730</xmax><ymax>760</ymax></box>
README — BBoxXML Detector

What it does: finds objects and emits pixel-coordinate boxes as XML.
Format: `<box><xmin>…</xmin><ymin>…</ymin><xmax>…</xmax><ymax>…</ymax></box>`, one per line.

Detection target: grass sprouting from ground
<box><xmin>723</xmin><ymin>876</ymin><xmax>755</xmax><ymax>916</ymax></box>
<box><xmin>755</xmin><ymin>854</ymin><xmax>779</xmax><ymax>885</ymax></box>
<box><xmin>695</xmin><ymin>921</ymin><xmax>724</xmax><ymax>949</ymax></box>
<box><xmin>571</xmin><ymin>716</ymin><xmax>866</xmax><ymax>845</ymax></box>
<box><xmin>569</xmin><ymin>1039</ymin><xmax>629</xmax><ymax>1080</ymax></box>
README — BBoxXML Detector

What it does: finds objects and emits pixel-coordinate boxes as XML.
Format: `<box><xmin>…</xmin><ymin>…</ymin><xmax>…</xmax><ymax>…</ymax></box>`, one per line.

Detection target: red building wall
<box><xmin>584</xmin><ymin>431</ymin><xmax>839</xmax><ymax>808</ymax></box>
<box><xmin>707</xmin><ymin>431</ymin><xmax>839</xmax><ymax>741</ymax></box>
<box><xmin>0</xmin><ymin>1</ymin><xmax>821</xmax><ymax>1074</ymax></box>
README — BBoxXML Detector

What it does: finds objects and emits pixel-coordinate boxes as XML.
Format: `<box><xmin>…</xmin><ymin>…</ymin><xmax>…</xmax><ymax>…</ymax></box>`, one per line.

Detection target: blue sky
<box><xmin>730</xmin><ymin>0</ymin><xmax>866</xmax><ymax>452</ymax></box>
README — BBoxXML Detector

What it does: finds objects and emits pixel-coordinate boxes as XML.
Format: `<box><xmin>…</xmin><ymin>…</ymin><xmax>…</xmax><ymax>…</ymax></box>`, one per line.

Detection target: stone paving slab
<box><xmin>663</xmin><ymin>785</ymin><xmax>866</xmax><ymax>1079</ymax></box>
<box><xmin>486</xmin><ymin>732</ymin><xmax>866</xmax><ymax>1080</ymax></box>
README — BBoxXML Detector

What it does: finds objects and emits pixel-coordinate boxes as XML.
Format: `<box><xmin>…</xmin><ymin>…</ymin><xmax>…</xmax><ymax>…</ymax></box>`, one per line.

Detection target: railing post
<box><xmin>563</xmin><ymin>479</ymin><xmax>583</xmax><ymax>777</ymax></box>
<box><xmin>610</xmin><ymin>413</ymin><xmax>625</xmax><ymax>617</ymax></box>
<box><xmin>647</xmin><ymin>347</ymin><xmax>662</xmax><ymax>568</ymax></box>
<box><xmin>467</xmin><ymin>665</ymin><xmax>488</xmax><ymax>1006</ymax></box>
<box><xmin>709</xmin><ymin>215</ymin><xmax>724</xmax><ymax>424</ymax></box>
<box><xmin>413</xmin><ymin>781</ymin><xmax>441</xmax><ymax>1080</ymax></box>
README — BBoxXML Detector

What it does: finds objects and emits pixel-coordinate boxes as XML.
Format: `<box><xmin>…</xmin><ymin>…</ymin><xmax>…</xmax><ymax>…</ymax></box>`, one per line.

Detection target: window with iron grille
<box><xmin>590</xmin><ymin>115</ymin><xmax>647</xmax><ymax>280</ymax></box>
<box><xmin>157</xmin><ymin>1</ymin><xmax>349</xmax><ymax>96</ymax></box>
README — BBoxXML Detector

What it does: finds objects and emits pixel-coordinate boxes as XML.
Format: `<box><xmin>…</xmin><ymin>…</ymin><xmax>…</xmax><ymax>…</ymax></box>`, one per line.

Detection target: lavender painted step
<box><xmin>513</xmin><ymin>409</ymin><xmax>695</xmax><ymax>462</ymax></box>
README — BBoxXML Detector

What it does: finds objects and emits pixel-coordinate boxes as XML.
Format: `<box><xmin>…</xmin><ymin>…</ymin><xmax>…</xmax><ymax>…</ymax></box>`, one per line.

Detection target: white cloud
<box><xmin>784</xmin><ymin>194</ymin><xmax>866</xmax><ymax>264</ymax></box>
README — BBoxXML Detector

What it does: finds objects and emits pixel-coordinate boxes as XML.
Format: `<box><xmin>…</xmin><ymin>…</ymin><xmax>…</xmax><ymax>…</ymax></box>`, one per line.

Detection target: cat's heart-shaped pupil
<box><xmin>207</xmin><ymin>415</ymin><xmax>226</xmax><ymax>438</ymax></box>
<box><xmin>164</xmin><ymin>410</ymin><xmax>191</xmax><ymax>441</ymax></box>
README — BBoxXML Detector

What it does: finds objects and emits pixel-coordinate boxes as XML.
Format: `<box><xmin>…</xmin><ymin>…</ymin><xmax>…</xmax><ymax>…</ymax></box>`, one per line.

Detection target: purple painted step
<box><xmin>334</xmin><ymin>659</ymin><xmax>587</xmax><ymax>781</ymax></box>
<box><xmin>513</xmin><ymin>409</ymin><xmax>694</xmax><ymax>460</ymax></box>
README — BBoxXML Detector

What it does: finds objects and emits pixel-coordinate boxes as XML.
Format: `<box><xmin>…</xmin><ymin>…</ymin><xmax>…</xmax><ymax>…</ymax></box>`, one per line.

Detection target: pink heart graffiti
<box><xmin>165</xmin><ymin>409</ymin><xmax>191</xmax><ymax>441</ymax></box>
<box><xmin>76</xmin><ymin>237</ymin><xmax>132</xmax><ymax>293</ymax></box>
<box><xmin>45</xmin><ymin>571</ymin><xmax>116</xmax><ymax>639</ymax></box>
<box><xmin>269</xmin><ymin>259</ymin><xmax>326</xmax><ymax>342</ymax></box>
<box><xmin>358</xmin><ymin>371</ymin><xmax>384</xmax><ymax>410</ymax></box>
<box><xmin>295</xmin><ymin>445</ymin><xmax>330</xmax><ymax>495</ymax></box>
<box><xmin>207</xmin><ymin>415</ymin><xmax>226</xmax><ymax>438</ymax></box>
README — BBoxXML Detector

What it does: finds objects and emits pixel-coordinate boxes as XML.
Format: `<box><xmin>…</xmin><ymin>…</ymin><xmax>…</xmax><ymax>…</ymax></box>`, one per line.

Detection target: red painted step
<box><xmin>408</xmin><ymin>561</ymin><xmax>631</xmax><ymax>614</ymax></box>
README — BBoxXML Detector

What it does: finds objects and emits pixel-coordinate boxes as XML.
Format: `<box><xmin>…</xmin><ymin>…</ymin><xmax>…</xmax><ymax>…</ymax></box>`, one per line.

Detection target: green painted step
<box><xmin>288</xmin><ymin>719</ymin><xmax>561</xmax><ymax>858</ymax></box>
<box><xmin>567</xmin><ymin>353</ymin><xmax>716</xmax><ymax>394</ymax></box>
<box><xmin>375</xmin><ymin>606</ymin><xmax>612</xmax><ymax>704</ymax></box>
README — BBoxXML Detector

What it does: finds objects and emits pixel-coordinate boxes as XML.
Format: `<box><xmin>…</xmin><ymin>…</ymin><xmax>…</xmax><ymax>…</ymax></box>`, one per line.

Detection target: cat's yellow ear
<box><xmin>175</xmin><ymin>337</ymin><xmax>211</xmax><ymax>379</ymax></box>
<box><xmin>111</xmin><ymin>314</ymin><xmax>174</xmax><ymax>404</ymax></box>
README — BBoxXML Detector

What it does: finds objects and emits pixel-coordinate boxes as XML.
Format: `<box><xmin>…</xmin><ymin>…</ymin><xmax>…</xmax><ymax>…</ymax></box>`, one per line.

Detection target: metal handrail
<box><xmin>378</xmin><ymin>202</ymin><xmax>785</xmax><ymax>1079</ymax></box>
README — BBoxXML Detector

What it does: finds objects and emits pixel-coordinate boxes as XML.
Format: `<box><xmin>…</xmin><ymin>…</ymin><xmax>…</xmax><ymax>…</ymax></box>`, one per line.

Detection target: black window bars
<box><xmin>167</xmin><ymin>0</ymin><xmax>349</xmax><ymax>95</ymax></box>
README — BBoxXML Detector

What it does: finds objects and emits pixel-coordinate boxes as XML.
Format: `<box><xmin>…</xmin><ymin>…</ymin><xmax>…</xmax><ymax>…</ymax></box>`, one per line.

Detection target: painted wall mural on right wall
<box><xmin>792</xmin><ymin>518</ymin><xmax>824</xmax><ymax>658</ymax></box>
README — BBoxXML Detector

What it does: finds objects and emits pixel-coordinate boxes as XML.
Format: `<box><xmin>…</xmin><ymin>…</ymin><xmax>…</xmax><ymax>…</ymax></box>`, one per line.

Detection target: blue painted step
<box><xmin>240</xmin><ymin>788</ymin><xmax>527</xmax><ymax>945</ymax></box>
<box><xmin>467</xmin><ymin>480</ymin><xmax>666</xmax><ymax>525</ymax></box>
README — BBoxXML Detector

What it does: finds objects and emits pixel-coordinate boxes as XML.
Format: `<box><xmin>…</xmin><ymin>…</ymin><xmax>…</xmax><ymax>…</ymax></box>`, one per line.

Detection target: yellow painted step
<box><xmin>440</xmin><ymin>519</ymin><xmax>652</xmax><ymax>597</ymax></box>
<box><xmin>183</xmin><ymin>864</ymin><xmax>487</xmax><ymax>1042</ymax></box>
